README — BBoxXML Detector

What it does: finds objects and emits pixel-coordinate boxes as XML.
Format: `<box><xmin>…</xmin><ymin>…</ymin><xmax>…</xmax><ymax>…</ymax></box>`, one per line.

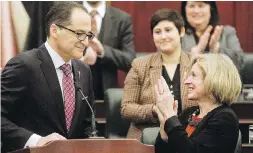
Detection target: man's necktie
<box><xmin>90</xmin><ymin>10</ymin><xmax>98</xmax><ymax>36</ymax></box>
<box><xmin>60</xmin><ymin>63</ymin><xmax>75</xmax><ymax>132</ymax></box>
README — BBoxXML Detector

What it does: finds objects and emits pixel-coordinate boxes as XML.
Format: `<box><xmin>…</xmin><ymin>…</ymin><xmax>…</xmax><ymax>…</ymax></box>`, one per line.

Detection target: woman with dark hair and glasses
<box><xmin>121</xmin><ymin>8</ymin><xmax>197</xmax><ymax>141</ymax></box>
<box><xmin>181</xmin><ymin>1</ymin><xmax>244</xmax><ymax>71</ymax></box>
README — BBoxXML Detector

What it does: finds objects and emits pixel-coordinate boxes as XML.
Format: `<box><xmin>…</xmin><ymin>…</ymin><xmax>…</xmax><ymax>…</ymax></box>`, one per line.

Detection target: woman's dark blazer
<box><xmin>155</xmin><ymin>104</ymin><xmax>239</xmax><ymax>153</ymax></box>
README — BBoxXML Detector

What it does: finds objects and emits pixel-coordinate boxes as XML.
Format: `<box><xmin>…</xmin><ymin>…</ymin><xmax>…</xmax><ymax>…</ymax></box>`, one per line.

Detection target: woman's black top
<box><xmin>162</xmin><ymin>64</ymin><xmax>182</xmax><ymax>114</ymax></box>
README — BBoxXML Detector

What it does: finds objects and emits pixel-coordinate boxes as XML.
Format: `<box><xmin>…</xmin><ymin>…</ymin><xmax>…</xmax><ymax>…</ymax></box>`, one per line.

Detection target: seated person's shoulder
<box><xmin>222</xmin><ymin>25</ymin><xmax>236</xmax><ymax>34</ymax></box>
<box><xmin>213</xmin><ymin>106</ymin><xmax>239</xmax><ymax>124</ymax></box>
<box><xmin>109</xmin><ymin>6</ymin><xmax>131</xmax><ymax>20</ymax></box>
<box><xmin>131</xmin><ymin>53</ymin><xmax>156</xmax><ymax>68</ymax></box>
<box><xmin>10</xmin><ymin>48</ymin><xmax>40</xmax><ymax>64</ymax></box>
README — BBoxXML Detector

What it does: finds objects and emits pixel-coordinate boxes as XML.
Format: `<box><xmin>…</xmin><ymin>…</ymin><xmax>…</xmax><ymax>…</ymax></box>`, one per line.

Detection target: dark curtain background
<box><xmin>22</xmin><ymin>1</ymin><xmax>54</xmax><ymax>51</ymax></box>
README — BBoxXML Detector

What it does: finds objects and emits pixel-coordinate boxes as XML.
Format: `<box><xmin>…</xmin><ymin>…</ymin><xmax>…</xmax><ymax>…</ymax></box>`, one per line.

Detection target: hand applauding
<box><xmin>154</xmin><ymin>77</ymin><xmax>178</xmax><ymax>141</ymax></box>
<box><xmin>191</xmin><ymin>25</ymin><xmax>223</xmax><ymax>54</ymax></box>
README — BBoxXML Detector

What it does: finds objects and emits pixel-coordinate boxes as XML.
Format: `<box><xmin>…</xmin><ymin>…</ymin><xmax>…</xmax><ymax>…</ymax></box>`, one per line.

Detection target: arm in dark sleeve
<box><xmin>154</xmin><ymin>106</ymin><xmax>198</xmax><ymax>153</ymax></box>
<box><xmin>155</xmin><ymin>132</ymin><xmax>176</xmax><ymax>153</ymax></box>
<box><xmin>101</xmin><ymin>15</ymin><xmax>135</xmax><ymax>72</ymax></box>
<box><xmin>83</xmin><ymin>66</ymin><xmax>96</xmax><ymax>137</ymax></box>
<box><xmin>163</xmin><ymin>112</ymin><xmax>238</xmax><ymax>153</ymax></box>
<box><xmin>1</xmin><ymin>56</ymin><xmax>34</xmax><ymax>150</ymax></box>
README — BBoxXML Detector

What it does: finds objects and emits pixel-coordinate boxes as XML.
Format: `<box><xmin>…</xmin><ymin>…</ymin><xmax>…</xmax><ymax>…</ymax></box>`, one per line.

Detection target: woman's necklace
<box><xmin>188</xmin><ymin>103</ymin><xmax>222</xmax><ymax>127</ymax></box>
<box><xmin>188</xmin><ymin>107</ymin><xmax>201</xmax><ymax>127</ymax></box>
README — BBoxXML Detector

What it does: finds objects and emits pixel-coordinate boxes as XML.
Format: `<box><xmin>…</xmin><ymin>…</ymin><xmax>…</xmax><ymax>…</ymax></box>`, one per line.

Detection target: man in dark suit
<box><xmin>81</xmin><ymin>1</ymin><xmax>135</xmax><ymax>100</ymax></box>
<box><xmin>1</xmin><ymin>2</ymin><xmax>95</xmax><ymax>152</ymax></box>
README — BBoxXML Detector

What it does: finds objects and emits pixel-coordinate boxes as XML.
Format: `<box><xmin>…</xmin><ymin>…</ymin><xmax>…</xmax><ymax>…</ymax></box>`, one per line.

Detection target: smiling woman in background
<box><xmin>154</xmin><ymin>53</ymin><xmax>242</xmax><ymax>153</ymax></box>
<box><xmin>181</xmin><ymin>1</ymin><xmax>244</xmax><ymax>71</ymax></box>
<box><xmin>121</xmin><ymin>9</ymin><xmax>197</xmax><ymax>141</ymax></box>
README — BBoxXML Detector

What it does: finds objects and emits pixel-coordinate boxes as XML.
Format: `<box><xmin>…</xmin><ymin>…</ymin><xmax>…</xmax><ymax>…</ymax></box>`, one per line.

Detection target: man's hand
<box><xmin>37</xmin><ymin>133</ymin><xmax>66</xmax><ymax>146</ymax></box>
<box><xmin>89</xmin><ymin>37</ymin><xmax>104</xmax><ymax>56</ymax></box>
<box><xmin>80</xmin><ymin>47</ymin><xmax>97</xmax><ymax>65</ymax></box>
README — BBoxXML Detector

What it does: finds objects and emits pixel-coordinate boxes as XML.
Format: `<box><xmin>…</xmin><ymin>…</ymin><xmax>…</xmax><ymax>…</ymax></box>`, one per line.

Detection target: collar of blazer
<box><xmin>150</xmin><ymin>51</ymin><xmax>191</xmax><ymax>68</ymax></box>
<box><xmin>149</xmin><ymin>51</ymin><xmax>194</xmax><ymax>110</ymax></box>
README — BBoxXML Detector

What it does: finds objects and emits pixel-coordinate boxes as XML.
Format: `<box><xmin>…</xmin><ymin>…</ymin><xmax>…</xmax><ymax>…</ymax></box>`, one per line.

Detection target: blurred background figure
<box><xmin>81</xmin><ymin>1</ymin><xmax>135</xmax><ymax>100</ymax></box>
<box><xmin>22</xmin><ymin>1</ymin><xmax>54</xmax><ymax>51</ymax></box>
<box><xmin>121</xmin><ymin>9</ymin><xmax>197</xmax><ymax>141</ymax></box>
<box><xmin>1</xmin><ymin>1</ymin><xmax>30</xmax><ymax>69</ymax></box>
<box><xmin>181</xmin><ymin>1</ymin><xmax>244</xmax><ymax>71</ymax></box>
<box><xmin>155</xmin><ymin>53</ymin><xmax>242</xmax><ymax>153</ymax></box>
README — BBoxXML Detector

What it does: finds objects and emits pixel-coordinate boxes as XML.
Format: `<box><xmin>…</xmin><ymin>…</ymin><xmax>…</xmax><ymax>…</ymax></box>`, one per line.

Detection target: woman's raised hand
<box><xmin>154</xmin><ymin>77</ymin><xmax>177</xmax><ymax>121</ymax></box>
<box><xmin>209</xmin><ymin>25</ymin><xmax>223</xmax><ymax>53</ymax></box>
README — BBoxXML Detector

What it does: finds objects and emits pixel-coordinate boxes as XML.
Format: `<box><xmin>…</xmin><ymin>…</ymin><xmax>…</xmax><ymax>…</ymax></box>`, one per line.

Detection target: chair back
<box><xmin>241</xmin><ymin>53</ymin><xmax>253</xmax><ymax>84</ymax></box>
<box><xmin>104</xmin><ymin>88</ymin><xmax>130</xmax><ymax>138</ymax></box>
<box><xmin>141</xmin><ymin>127</ymin><xmax>160</xmax><ymax>145</ymax></box>
<box><xmin>234</xmin><ymin>130</ymin><xmax>242</xmax><ymax>153</ymax></box>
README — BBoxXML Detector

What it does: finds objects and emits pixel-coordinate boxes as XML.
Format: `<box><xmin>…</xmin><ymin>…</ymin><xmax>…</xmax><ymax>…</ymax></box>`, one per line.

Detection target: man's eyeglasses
<box><xmin>56</xmin><ymin>24</ymin><xmax>95</xmax><ymax>41</ymax></box>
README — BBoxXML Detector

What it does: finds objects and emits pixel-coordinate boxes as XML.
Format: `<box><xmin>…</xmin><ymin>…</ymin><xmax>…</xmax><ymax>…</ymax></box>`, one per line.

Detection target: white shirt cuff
<box><xmin>24</xmin><ymin>134</ymin><xmax>42</xmax><ymax>148</ymax></box>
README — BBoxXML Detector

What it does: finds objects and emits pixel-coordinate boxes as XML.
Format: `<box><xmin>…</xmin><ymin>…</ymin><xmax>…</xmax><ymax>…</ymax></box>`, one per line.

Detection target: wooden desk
<box><xmin>9</xmin><ymin>139</ymin><xmax>154</xmax><ymax>153</ymax></box>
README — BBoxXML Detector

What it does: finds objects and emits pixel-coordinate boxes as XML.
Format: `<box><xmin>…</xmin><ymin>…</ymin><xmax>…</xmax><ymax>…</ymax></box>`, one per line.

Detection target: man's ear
<box><xmin>49</xmin><ymin>24</ymin><xmax>58</xmax><ymax>38</ymax></box>
<box><xmin>180</xmin><ymin>27</ymin><xmax>185</xmax><ymax>37</ymax></box>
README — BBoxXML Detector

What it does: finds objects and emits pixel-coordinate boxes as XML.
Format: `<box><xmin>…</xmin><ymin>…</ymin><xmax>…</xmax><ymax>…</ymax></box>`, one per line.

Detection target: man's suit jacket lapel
<box><xmin>68</xmin><ymin>60</ymin><xmax>82</xmax><ymax>136</ymax></box>
<box><xmin>37</xmin><ymin>45</ymin><xmax>67</xmax><ymax>134</ymax></box>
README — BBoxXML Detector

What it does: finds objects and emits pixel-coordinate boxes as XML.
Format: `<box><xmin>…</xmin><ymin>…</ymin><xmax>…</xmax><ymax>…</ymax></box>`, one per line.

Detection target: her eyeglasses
<box><xmin>56</xmin><ymin>24</ymin><xmax>95</xmax><ymax>41</ymax></box>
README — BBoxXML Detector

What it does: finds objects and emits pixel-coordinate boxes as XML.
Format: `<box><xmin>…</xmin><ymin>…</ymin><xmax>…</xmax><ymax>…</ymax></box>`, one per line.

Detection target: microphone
<box><xmin>74</xmin><ymin>82</ymin><xmax>98</xmax><ymax>137</ymax></box>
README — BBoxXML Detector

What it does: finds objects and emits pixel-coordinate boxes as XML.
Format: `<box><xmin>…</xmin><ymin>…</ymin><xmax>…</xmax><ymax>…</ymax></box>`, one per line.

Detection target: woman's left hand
<box><xmin>209</xmin><ymin>25</ymin><xmax>223</xmax><ymax>53</ymax></box>
<box><xmin>153</xmin><ymin>105</ymin><xmax>168</xmax><ymax>141</ymax></box>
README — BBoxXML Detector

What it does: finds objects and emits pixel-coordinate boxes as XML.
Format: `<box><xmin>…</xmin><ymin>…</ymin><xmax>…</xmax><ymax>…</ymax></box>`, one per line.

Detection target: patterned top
<box><xmin>162</xmin><ymin>64</ymin><xmax>182</xmax><ymax>114</ymax></box>
<box><xmin>186</xmin><ymin>116</ymin><xmax>202</xmax><ymax>136</ymax></box>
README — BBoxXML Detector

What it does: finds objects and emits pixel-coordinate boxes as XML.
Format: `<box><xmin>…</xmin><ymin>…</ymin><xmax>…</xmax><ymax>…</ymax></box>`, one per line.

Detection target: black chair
<box><xmin>234</xmin><ymin>130</ymin><xmax>242</xmax><ymax>153</ymax></box>
<box><xmin>136</xmin><ymin>52</ymin><xmax>151</xmax><ymax>58</ymax></box>
<box><xmin>241</xmin><ymin>53</ymin><xmax>253</xmax><ymax>84</ymax></box>
<box><xmin>104</xmin><ymin>88</ymin><xmax>130</xmax><ymax>138</ymax></box>
<box><xmin>141</xmin><ymin>128</ymin><xmax>242</xmax><ymax>153</ymax></box>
